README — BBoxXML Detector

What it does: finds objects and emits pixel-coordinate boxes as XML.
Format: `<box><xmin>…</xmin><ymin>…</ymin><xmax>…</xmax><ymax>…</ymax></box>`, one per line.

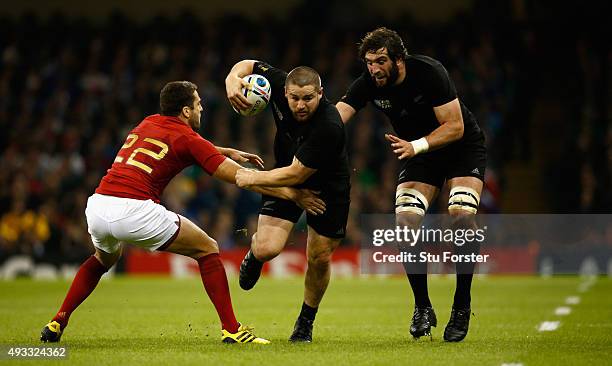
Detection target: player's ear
<box><xmin>181</xmin><ymin>106</ymin><xmax>190</xmax><ymax>118</ymax></box>
<box><xmin>316</xmin><ymin>87</ymin><xmax>323</xmax><ymax>103</ymax></box>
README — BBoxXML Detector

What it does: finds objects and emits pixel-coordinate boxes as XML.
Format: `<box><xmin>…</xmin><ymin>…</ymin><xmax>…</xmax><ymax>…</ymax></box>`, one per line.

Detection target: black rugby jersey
<box><xmin>254</xmin><ymin>61</ymin><xmax>350</xmax><ymax>202</ymax></box>
<box><xmin>341</xmin><ymin>55</ymin><xmax>482</xmax><ymax>143</ymax></box>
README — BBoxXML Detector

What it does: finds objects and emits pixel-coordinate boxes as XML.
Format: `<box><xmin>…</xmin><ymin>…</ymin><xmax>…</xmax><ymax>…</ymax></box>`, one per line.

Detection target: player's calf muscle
<box><xmin>449</xmin><ymin>211</ymin><xmax>477</xmax><ymax>229</ymax></box>
<box><xmin>396</xmin><ymin>212</ymin><xmax>423</xmax><ymax>229</ymax></box>
<box><xmin>307</xmin><ymin>237</ymin><xmax>339</xmax><ymax>267</ymax></box>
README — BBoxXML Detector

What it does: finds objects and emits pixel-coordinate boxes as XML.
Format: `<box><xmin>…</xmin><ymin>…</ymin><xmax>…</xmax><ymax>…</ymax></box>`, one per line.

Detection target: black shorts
<box><xmin>398</xmin><ymin>132</ymin><xmax>487</xmax><ymax>188</ymax></box>
<box><xmin>259</xmin><ymin>195</ymin><xmax>350</xmax><ymax>239</ymax></box>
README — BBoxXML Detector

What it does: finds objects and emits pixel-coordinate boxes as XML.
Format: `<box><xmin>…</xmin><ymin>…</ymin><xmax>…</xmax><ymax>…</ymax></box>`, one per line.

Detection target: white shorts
<box><xmin>85</xmin><ymin>193</ymin><xmax>180</xmax><ymax>253</ymax></box>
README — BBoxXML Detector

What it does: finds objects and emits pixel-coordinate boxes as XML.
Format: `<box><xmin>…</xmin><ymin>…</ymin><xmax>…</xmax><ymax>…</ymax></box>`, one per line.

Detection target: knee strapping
<box><xmin>448</xmin><ymin>187</ymin><xmax>480</xmax><ymax>214</ymax></box>
<box><xmin>395</xmin><ymin>188</ymin><xmax>429</xmax><ymax>216</ymax></box>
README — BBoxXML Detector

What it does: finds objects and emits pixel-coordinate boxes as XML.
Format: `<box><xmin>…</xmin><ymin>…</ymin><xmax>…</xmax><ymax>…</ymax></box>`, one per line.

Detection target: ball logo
<box><xmin>233</xmin><ymin>74</ymin><xmax>271</xmax><ymax>117</ymax></box>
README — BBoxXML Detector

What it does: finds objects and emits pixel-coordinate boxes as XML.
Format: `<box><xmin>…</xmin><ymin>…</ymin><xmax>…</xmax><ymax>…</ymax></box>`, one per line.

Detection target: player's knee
<box><xmin>252</xmin><ymin>233</ymin><xmax>282</xmax><ymax>261</ymax></box>
<box><xmin>191</xmin><ymin>236</ymin><xmax>219</xmax><ymax>258</ymax></box>
<box><xmin>448</xmin><ymin>186</ymin><xmax>480</xmax><ymax>215</ymax></box>
<box><xmin>252</xmin><ymin>245</ymin><xmax>280</xmax><ymax>262</ymax></box>
<box><xmin>448</xmin><ymin>190</ymin><xmax>478</xmax><ymax>231</ymax></box>
<box><xmin>202</xmin><ymin>237</ymin><xmax>219</xmax><ymax>254</ymax></box>
<box><xmin>396</xmin><ymin>188</ymin><xmax>429</xmax><ymax>217</ymax></box>
<box><xmin>94</xmin><ymin>249</ymin><xmax>120</xmax><ymax>270</ymax></box>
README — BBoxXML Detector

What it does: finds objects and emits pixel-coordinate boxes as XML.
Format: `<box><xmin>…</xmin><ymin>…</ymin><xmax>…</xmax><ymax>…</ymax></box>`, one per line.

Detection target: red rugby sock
<box><xmin>53</xmin><ymin>256</ymin><xmax>108</xmax><ymax>328</ymax></box>
<box><xmin>197</xmin><ymin>253</ymin><xmax>240</xmax><ymax>333</ymax></box>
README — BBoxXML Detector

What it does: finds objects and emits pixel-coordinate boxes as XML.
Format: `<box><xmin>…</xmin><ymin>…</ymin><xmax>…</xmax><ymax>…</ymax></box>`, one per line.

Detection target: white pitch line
<box><xmin>565</xmin><ymin>296</ymin><xmax>580</xmax><ymax>305</ymax></box>
<box><xmin>555</xmin><ymin>306</ymin><xmax>572</xmax><ymax>315</ymax></box>
<box><xmin>578</xmin><ymin>277</ymin><xmax>597</xmax><ymax>292</ymax></box>
<box><xmin>501</xmin><ymin>364</ymin><xmax>523</xmax><ymax>366</ymax></box>
<box><xmin>538</xmin><ymin>280</ymin><xmax>593</xmax><ymax>336</ymax></box>
<box><xmin>538</xmin><ymin>321</ymin><xmax>560</xmax><ymax>331</ymax></box>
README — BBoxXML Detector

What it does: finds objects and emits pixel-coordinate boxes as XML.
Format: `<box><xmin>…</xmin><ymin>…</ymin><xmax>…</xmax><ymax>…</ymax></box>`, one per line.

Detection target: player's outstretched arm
<box><xmin>335</xmin><ymin>102</ymin><xmax>356</xmax><ymax>124</ymax></box>
<box><xmin>225</xmin><ymin>60</ymin><xmax>257</xmax><ymax>111</ymax></box>
<box><xmin>235</xmin><ymin>157</ymin><xmax>315</xmax><ymax>188</ymax></box>
<box><xmin>215</xmin><ymin>146</ymin><xmax>264</xmax><ymax>170</ymax></box>
<box><xmin>213</xmin><ymin>158</ymin><xmax>325</xmax><ymax>215</ymax></box>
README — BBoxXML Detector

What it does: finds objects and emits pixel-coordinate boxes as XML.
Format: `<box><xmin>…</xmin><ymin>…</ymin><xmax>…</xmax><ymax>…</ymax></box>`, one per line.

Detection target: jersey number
<box><xmin>114</xmin><ymin>134</ymin><xmax>169</xmax><ymax>174</ymax></box>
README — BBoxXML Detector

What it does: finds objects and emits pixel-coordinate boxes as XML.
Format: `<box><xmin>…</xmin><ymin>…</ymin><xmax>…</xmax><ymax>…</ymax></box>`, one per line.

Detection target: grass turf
<box><xmin>1</xmin><ymin>275</ymin><xmax>610</xmax><ymax>365</ymax></box>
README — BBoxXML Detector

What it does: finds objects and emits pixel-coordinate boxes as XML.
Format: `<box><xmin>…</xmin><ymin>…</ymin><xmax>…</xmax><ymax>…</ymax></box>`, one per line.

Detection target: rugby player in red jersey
<box><xmin>40</xmin><ymin>81</ymin><xmax>325</xmax><ymax>344</ymax></box>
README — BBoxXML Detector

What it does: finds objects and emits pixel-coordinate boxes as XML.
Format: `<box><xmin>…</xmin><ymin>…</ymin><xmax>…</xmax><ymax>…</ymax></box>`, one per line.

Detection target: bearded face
<box><xmin>365</xmin><ymin>48</ymin><xmax>400</xmax><ymax>88</ymax></box>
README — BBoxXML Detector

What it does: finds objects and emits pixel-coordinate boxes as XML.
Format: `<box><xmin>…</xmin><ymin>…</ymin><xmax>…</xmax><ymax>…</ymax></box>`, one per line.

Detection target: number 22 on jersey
<box><xmin>114</xmin><ymin>134</ymin><xmax>169</xmax><ymax>174</ymax></box>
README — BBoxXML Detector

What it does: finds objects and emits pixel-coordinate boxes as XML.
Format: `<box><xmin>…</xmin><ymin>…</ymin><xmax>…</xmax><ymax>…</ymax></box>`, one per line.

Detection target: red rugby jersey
<box><xmin>96</xmin><ymin>114</ymin><xmax>226</xmax><ymax>203</ymax></box>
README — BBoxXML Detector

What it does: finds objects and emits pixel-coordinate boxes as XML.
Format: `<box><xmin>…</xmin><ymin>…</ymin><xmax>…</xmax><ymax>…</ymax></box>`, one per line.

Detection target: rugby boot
<box><xmin>40</xmin><ymin>321</ymin><xmax>63</xmax><ymax>343</ymax></box>
<box><xmin>221</xmin><ymin>324</ymin><xmax>270</xmax><ymax>344</ymax></box>
<box><xmin>288</xmin><ymin>316</ymin><xmax>313</xmax><ymax>343</ymax></box>
<box><xmin>239</xmin><ymin>249</ymin><xmax>264</xmax><ymax>290</ymax></box>
<box><xmin>410</xmin><ymin>306</ymin><xmax>437</xmax><ymax>339</ymax></box>
<box><xmin>443</xmin><ymin>308</ymin><xmax>472</xmax><ymax>342</ymax></box>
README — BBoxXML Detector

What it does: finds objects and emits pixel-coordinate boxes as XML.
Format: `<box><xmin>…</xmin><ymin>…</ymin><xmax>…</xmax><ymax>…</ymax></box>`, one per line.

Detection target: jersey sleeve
<box><xmin>183</xmin><ymin>134</ymin><xmax>227</xmax><ymax>175</ymax></box>
<box><xmin>421</xmin><ymin>62</ymin><xmax>457</xmax><ymax>107</ymax></box>
<box><xmin>295</xmin><ymin>123</ymin><xmax>344</xmax><ymax>170</ymax></box>
<box><xmin>254</xmin><ymin>61</ymin><xmax>287</xmax><ymax>105</ymax></box>
<box><xmin>339</xmin><ymin>74</ymin><xmax>371</xmax><ymax>111</ymax></box>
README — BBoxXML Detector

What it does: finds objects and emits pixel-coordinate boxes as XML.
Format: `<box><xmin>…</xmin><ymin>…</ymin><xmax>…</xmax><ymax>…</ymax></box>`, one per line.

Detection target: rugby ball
<box><xmin>234</xmin><ymin>74</ymin><xmax>271</xmax><ymax>116</ymax></box>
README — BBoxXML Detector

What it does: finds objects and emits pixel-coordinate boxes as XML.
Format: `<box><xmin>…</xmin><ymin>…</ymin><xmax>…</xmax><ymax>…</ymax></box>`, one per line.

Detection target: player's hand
<box><xmin>385</xmin><ymin>134</ymin><xmax>416</xmax><ymax>160</ymax></box>
<box><xmin>224</xmin><ymin>148</ymin><xmax>264</xmax><ymax>170</ymax></box>
<box><xmin>226</xmin><ymin>74</ymin><xmax>252</xmax><ymax>111</ymax></box>
<box><xmin>235</xmin><ymin>168</ymin><xmax>257</xmax><ymax>188</ymax></box>
<box><xmin>295</xmin><ymin>189</ymin><xmax>326</xmax><ymax>216</ymax></box>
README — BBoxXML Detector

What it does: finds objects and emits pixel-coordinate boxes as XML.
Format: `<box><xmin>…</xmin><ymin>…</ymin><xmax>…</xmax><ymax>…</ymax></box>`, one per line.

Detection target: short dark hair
<box><xmin>358</xmin><ymin>27</ymin><xmax>408</xmax><ymax>61</ymax></box>
<box><xmin>159</xmin><ymin>81</ymin><xmax>198</xmax><ymax>116</ymax></box>
<box><xmin>285</xmin><ymin>66</ymin><xmax>321</xmax><ymax>91</ymax></box>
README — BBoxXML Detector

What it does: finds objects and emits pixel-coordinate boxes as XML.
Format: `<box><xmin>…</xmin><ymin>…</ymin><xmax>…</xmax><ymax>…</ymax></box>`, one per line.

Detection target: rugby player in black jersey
<box><xmin>336</xmin><ymin>27</ymin><xmax>487</xmax><ymax>342</ymax></box>
<box><xmin>226</xmin><ymin>61</ymin><xmax>351</xmax><ymax>343</ymax></box>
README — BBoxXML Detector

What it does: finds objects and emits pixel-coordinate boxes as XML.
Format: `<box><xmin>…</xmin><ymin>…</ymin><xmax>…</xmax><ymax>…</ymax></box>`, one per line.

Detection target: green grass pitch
<box><xmin>1</xmin><ymin>275</ymin><xmax>610</xmax><ymax>365</ymax></box>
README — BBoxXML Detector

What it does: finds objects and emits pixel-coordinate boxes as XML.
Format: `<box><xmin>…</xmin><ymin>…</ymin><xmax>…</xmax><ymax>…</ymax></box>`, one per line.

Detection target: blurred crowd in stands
<box><xmin>0</xmin><ymin>0</ymin><xmax>609</xmax><ymax>264</ymax></box>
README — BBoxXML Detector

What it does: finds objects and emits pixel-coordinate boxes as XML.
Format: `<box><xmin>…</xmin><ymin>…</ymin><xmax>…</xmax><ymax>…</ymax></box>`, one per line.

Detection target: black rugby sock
<box><xmin>407</xmin><ymin>274</ymin><xmax>432</xmax><ymax>308</ymax></box>
<box><xmin>453</xmin><ymin>273</ymin><xmax>473</xmax><ymax>309</ymax></box>
<box><xmin>299</xmin><ymin>302</ymin><xmax>318</xmax><ymax>321</ymax></box>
